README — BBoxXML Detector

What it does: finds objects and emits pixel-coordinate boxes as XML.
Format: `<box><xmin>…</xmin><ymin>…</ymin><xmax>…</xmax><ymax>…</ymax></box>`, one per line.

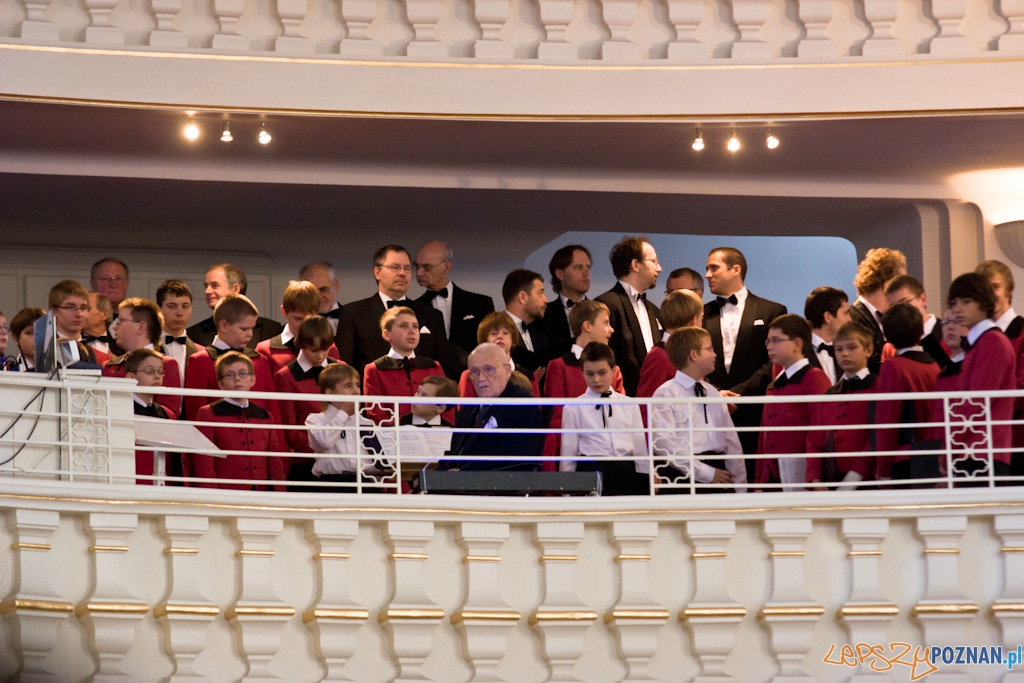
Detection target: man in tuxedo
<box><xmin>703</xmin><ymin>246</ymin><xmax>787</xmax><ymax>460</ymax></box>
<box><xmin>538</xmin><ymin>244</ymin><xmax>592</xmax><ymax>350</ymax></box>
<box><xmin>343</xmin><ymin>244</ymin><xmax>463</xmax><ymax>379</ymax></box>
<box><xmin>884</xmin><ymin>274</ymin><xmax>950</xmax><ymax>370</ymax></box>
<box><xmin>805</xmin><ymin>286</ymin><xmax>851</xmax><ymax>385</ymax></box>
<box><xmin>299</xmin><ymin>261</ymin><xmax>356</xmax><ymax>366</ymax></box>
<box><xmin>848</xmin><ymin>248</ymin><xmax>907</xmax><ymax>374</ymax></box>
<box><xmin>414</xmin><ymin>240</ymin><xmax>494</xmax><ymax>355</ymax></box>
<box><xmin>502</xmin><ymin>269</ymin><xmax>550</xmax><ymax>372</ymax></box>
<box><xmin>665</xmin><ymin>267</ymin><xmax>705</xmax><ymax>297</ymax></box>
<box><xmin>187</xmin><ymin>263</ymin><xmax>283</xmax><ymax>348</ymax></box>
<box><xmin>89</xmin><ymin>257</ymin><xmax>130</xmax><ymax>310</ymax></box>
<box><xmin>595</xmin><ymin>236</ymin><xmax>663</xmax><ymax>396</ymax></box>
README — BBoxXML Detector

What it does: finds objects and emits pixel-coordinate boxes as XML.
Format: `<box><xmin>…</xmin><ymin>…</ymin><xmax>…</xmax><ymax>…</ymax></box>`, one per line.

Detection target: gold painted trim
<box><xmin>614</xmin><ymin>554</ymin><xmax>651</xmax><ymax>562</ymax></box>
<box><xmin>234</xmin><ymin>549</ymin><xmax>274</xmax><ymax>557</ymax></box>
<box><xmin>75</xmin><ymin>602</ymin><xmax>149</xmax><ymax>617</ymax></box>
<box><xmin>528</xmin><ymin>610</ymin><xmax>598</xmax><ymax>625</ymax></box>
<box><xmin>451</xmin><ymin>610</ymin><xmax>521</xmax><ymax>624</ymax></box>
<box><xmin>302</xmin><ymin>608</ymin><xmax>370</xmax><ymax>622</ymax></box>
<box><xmin>847</xmin><ymin>550</ymin><xmax>882</xmax><ymax>557</ymax></box>
<box><xmin>88</xmin><ymin>545</ymin><xmax>129</xmax><ymax>553</ymax></box>
<box><xmin>378</xmin><ymin>608</ymin><xmax>445</xmax><ymax>622</ymax></box>
<box><xmin>0</xmin><ymin>599</ymin><xmax>74</xmax><ymax>615</ymax></box>
<box><xmin>692</xmin><ymin>552</ymin><xmax>727</xmax><ymax>559</ymax></box>
<box><xmin>389</xmin><ymin>553</ymin><xmax>428</xmax><ymax>561</ymax></box>
<box><xmin>911</xmin><ymin>603</ymin><xmax>978</xmax><ymax>615</ymax></box>
<box><xmin>603</xmin><ymin>609</ymin><xmax>671</xmax><ymax>623</ymax></box>
<box><xmin>10</xmin><ymin>543</ymin><xmax>51</xmax><ymax>551</ymax></box>
<box><xmin>758</xmin><ymin>605</ymin><xmax>826</xmax><ymax>618</ymax></box>
<box><xmin>163</xmin><ymin>548</ymin><xmax>199</xmax><ymax>555</ymax></box>
<box><xmin>923</xmin><ymin>548</ymin><xmax>959</xmax><ymax>555</ymax></box>
<box><xmin>991</xmin><ymin>603</ymin><xmax>1024</xmax><ymax>613</ymax></box>
<box><xmin>312</xmin><ymin>552</ymin><xmax>350</xmax><ymax>561</ymax></box>
<box><xmin>226</xmin><ymin>605</ymin><xmax>296</xmax><ymax>619</ymax></box>
<box><xmin>1002</xmin><ymin>547</ymin><xmax>1024</xmax><ymax>553</ymax></box>
<box><xmin>768</xmin><ymin>551</ymin><xmax>805</xmax><ymax>557</ymax></box>
<box><xmin>838</xmin><ymin>604</ymin><xmax>900</xmax><ymax>618</ymax></box>
<box><xmin>154</xmin><ymin>604</ymin><xmax>219</xmax><ymax>617</ymax></box>
<box><xmin>680</xmin><ymin>607</ymin><xmax>747</xmax><ymax>619</ymax></box>
<box><xmin>462</xmin><ymin>555</ymin><xmax>501</xmax><ymax>563</ymax></box>
<box><xmin>539</xmin><ymin>555</ymin><xmax>577</xmax><ymax>563</ymax></box>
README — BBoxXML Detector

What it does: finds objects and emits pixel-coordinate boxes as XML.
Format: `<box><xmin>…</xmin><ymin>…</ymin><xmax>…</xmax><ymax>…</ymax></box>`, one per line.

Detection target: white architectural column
<box><xmin>83</xmin><ymin>0</ymin><xmax>126</xmax><ymax>42</ymax></box>
<box><xmin>155</xmin><ymin>515</ymin><xmax>218</xmax><ymax>683</ymax></box>
<box><xmin>151</xmin><ymin>0</ymin><xmax>219</xmax><ymax>46</ymax></box>
<box><xmin>1000</xmin><ymin>0</ymin><xmax>1024</xmax><ymax>49</ymax></box>
<box><xmin>837</xmin><ymin>517</ymin><xmax>897</xmax><ymax>683</ymax></box>
<box><xmin>406</xmin><ymin>0</ymin><xmax>445</xmax><ymax>55</ymax></box>
<box><xmin>76</xmin><ymin>512</ymin><xmax>149</xmax><ymax>683</ymax></box>
<box><xmin>912</xmin><ymin>516</ymin><xmax>976</xmax><ymax>679</ymax></box>
<box><xmin>473</xmin><ymin>0</ymin><xmax>512</xmax><ymax>57</ymax></box>
<box><xmin>529</xmin><ymin>522</ymin><xmax>596</xmax><ymax>681</ymax></box>
<box><xmin>212</xmin><ymin>0</ymin><xmax>283</xmax><ymax>49</ymax></box>
<box><xmin>730</xmin><ymin>0</ymin><xmax>771</xmax><ymax>57</ymax></box>
<box><xmin>680</xmin><ymin>520</ymin><xmax>744</xmax><ymax>681</ymax></box>
<box><xmin>451</xmin><ymin>521</ymin><xmax>518</xmax><ymax>682</ymax></box>
<box><xmin>600</xmin><ymin>0</ymin><xmax>641</xmax><ymax>59</ymax></box>
<box><xmin>150</xmin><ymin>0</ymin><xmax>187</xmax><ymax>45</ymax></box>
<box><xmin>108</xmin><ymin>0</ymin><xmax>157</xmax><ymax>44</ymax></box>
<box><xmin>280</xmin><ymin>0</ymin><xmax>346</xmax><ymax>52</ymax></box>
<box><xmin>379</xmin><ymin>520</ymin><xmax>444</xmax><ymax>681</ymax></box>
<box><xmin>929</xmin><ymin>0</ymin><xmax>970</xmax><ymax>52</ymax></box>
<box><xmin>604</xmin><ymin>521</ymin><xmax>668</xmax><ymax>682</ymax></box>
<box><xmin>758</xmin><ymin>518</ymin><xmax>822</xmax><ymax>682</ymax></box>
<box><xmin>860</xmin><ymin>0</ymin><xmax>902</xmax><ymax>54</ymax></box>
<box><xmin>991</xmin><ymin>514</ymin><xmax>1024</xmax><ymax>680</ymax></box>
<box><xmin>536</xmin><ymin>0</ymin><xmax>577</xmax><ymax>58</ymax></box>
<box><xmin>665</xmin><ymin>0</ymin><xmax>703</xmax><ymax>57</ymax></box>
<box><xmin>0</xmin><ymin>509</ymin><xmax>73</xmax><ymax>681</ymax></box>
<box><xmin>796</xmin><ymin>0</ymin><xmax>837</xmax><ymax>56</ymax></box>
<box><xmin>226</xmin><ymin>517</ymin><xmax>294</xmax><ymax>682</ymax></box>
<box><xmin>302</xmin><ymin>519</ymin><xmax>368</xmax><ymax>682</ymax></box>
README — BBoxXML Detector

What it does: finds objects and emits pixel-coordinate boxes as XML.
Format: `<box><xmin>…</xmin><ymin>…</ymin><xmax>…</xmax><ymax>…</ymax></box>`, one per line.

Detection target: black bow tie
<box><xmin>769</xmin><ymin>372</ymin><xmax>791</xmax><ymax>390</ymax></box>
<box><xmin>565</xmin><ymin>299</ymin><xmax>576</xmax><ymax>308</ymax></box>
<box><xmin>961</xmin><ymin>336</ymin><xmax>972</xmax><ymax>353</ymax></box>
<box><xmin>323</xmin><ymin>308</ymin><xmax>342</xmax><ymax>319</ymax></box>
<box><xmin>693</xmin><ymin>382</ymin><xmax>709</xmax><ymax>422</ymax></box>
<box><xmin>83</xmin><ymin>333</ymin><xmax>112</xmax><ymax>345</ymax></box>
<box><xmin>386</xmin><ymin>299</ymin><xmax>407</xmax><ymax>309</ymax></box>
<box><xmin>426</xmin><ymin>289</ymin><xmax>448</xmax><ymax>301</ymax></box>
<box><xmin>595</xmin><ymin>392</ymin><xmax>614</xmax><ymax>426</ymax></box>
<box><xmin>841</xmin><ymin>376</ymin><xmax>868</xmax><ymax>393</ymax></box>
<box><xmin>717</xmin><ymin>294</ymin><xmax>738</xmax><ymax>307</ymax></box>
<box><xmin>817</xmin><ymin>343</ymin><xmax>835</xmax><ymax>359</ymax></box>
<box><xmin>635</xmin><ymin>292</ymin><xmax>647</xmax><ymax>303</ymax></box>
<box><xmin>164</xmin><ymin>334</ymin><xmax>187</xmax><ymax>345</ymax></box>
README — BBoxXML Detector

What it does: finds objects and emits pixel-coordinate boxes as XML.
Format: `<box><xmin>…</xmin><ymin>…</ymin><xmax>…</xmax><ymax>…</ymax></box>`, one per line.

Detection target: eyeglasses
<box><xmin>113</xmin><ymin>318</ymin><xmax>140</xmax><ymax>326</ymax></box>
<box><xmin>379</xmin><ymin>264</ymin><xmax>413</xmax><ymax>274</ymax></box>
<box><xmin>56</xmin><ymin>304</ymin><xmax>91</xmax><ymax>313</ymax></box>
<box><xmin>643</xmin><ymin>257</ymin><xmax>661</xmax><ymax>267</ymax></box>
<box><xmin>94</xmin><ymin>276</ymin><xmax>127</xmax><ymax>284</ymax></box>
<box><xmin>765</xmin><ymin>336</ymin><xmax>795</xmax><ymax>346</ymax></box>
<box><xmin>892</xmin><ymin>294</ymin><xmax>922</xmax><ymax>306</ymax></box>
<box><xmin>220</xmin><ymin>370</ymin><xmax>253</xmax><ymax>380</ymax></box>
<box><xmin>413</xmin><ymin>262</ymin><xmax>446</xmax><ymax>273</ymax></box>
<box><xmin>134</xmin><ymin>367</ymin><xmax>165</xmax><ymax>376</ymax></box>
<box><xmin>468</xmin><ymin>365</ymin><xmax>501</xmax><ymax>379</ymax></box>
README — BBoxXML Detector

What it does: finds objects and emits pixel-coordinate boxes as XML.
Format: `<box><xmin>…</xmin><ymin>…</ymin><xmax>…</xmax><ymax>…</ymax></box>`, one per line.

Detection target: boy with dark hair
<box><xmin>650</xmin><ymin>327</ymin><xmax>746</xmax><ymax>493</ymax></box>
<box><xmin>102</xmin><ymin>297</ymin><xmax>182</xmax><ymax>417</ymax></box>
<box><xmin>183</xmin><ymin>294</ymin><xmax>277</xmax><ymax>422</ymax></box>
<box><xmin>757</xmin><ymin>314</ymin><xmax>832</xmax><ymax>490</ymax></box>
<box><xmin>125</xmin><ymin>348</ymin><xmax>182</xmax><ymax>485</ymax></box>
<box><xmin>156</xmin><ymin>279</ymin><xmax>196</xmax><ymax>384</ymax></box>
<box><xmin>884</xmin><ymin>274</ymin><xmax>950</xmax><ymax>370</ymax></box>
<box><xmin>807</xmin><ymin>322</ymin><xmax>877</xmax><ymax>489</ymax></box>
<box><xmin>401</xmin><ymin>375</ymin><xmax>457</xmax><ymax>428</ymax></box>
<box><xmin>873</xmin><ymin>303</ymin><xmax>940</xmax><ymax>483</ymax></box>
<box><xmin>560</xmin><ymin>342</ymin><xmax>647</xmax><ymax>495</ymax></box>
<box><xmin>804</xmin><ymin>286</ymin><xmax>851</xmax><ymax>384</ymax></box>
<box><xmin>193</xmin><ymin>351</ymin><xmax>286</xmax><ymax>490</ymax></box>
<box><xmin>363</xmin><ymin>306</ymin><xmax>445</xmax><ymax>424</ymax></box>
<box><xmin>9</xmin><ymin>308</ymin><xmax>46</xmax><ymax>371</ymax></box>
<box><xmin>257</xmin><ymin>280</ymin><xmax>340</xmax><ymax>375</ymax></box>
<box><xmin>274</xmin><ymin>315</ymin><xmax>342</xmax><ymax>483</ymax></box>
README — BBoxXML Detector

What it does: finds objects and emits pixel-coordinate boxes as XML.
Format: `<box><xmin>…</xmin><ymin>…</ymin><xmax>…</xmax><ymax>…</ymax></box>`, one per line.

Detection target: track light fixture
<box><xmin>258</xmin><ymin>123</ymin><xmax>271</xmax><ymax>145</ymax></box>
<box><xmin>692</xmin><ymin>128</ymin><xmax>705</xmax><ymax>152</ymax></box>
<box><xmin>221</xmin><ymin>121</ymin><xmax>233</xmax><ymax>142</ymax></box>
<box><xmin>727</xmin><ymin>130</ymin><xmax>740</xmax><ymax>153</ymax></box>
<box><xmin>183</xmin><ymin>120</ymin><xmax>200</xmax><ymax>141</ymax></box>
<box><xmin>766</xmin><ymin>129</ymin><xmax>780</xmax><ymax>150</ymax></box>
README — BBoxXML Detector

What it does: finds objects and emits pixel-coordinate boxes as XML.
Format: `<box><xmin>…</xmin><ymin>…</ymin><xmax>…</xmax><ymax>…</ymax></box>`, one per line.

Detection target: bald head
<box><xmin>468</xmin><ymin>342</ymin><xmax>512</xmax><ymax>398</ymax></box>
<box><xmin>415</xmin><ymin>240</ymin><xmax>453</xmax><ymax>291</ymax></box>
<box><xmin>299</xmin><ymin>262</ymin><xmax>340</xmax><ymax>314</ymax></box>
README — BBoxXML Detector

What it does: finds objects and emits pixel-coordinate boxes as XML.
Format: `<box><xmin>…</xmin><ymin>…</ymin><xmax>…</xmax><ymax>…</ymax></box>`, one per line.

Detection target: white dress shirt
<box><xmin>426</xmin><ymin>282</ymin><xmax>454</xmax><ymax>337</ymax></box>
<box><xmin>651</xmin><ymin>371</ymin><xmax>747</xmax><ymax>487</ymax></box>
<box><xmin>560</xmin><ymin>388</ymin><xmax>648</xmax><ymax>473</ymax></box>
<box><xmin>325</xmin><ymin>301</ymin><xmax>342</xmax><ymax>334</ymax></box>
<box><xmin>719</xmin><ymin>286</ymin><xmax>749</xmax><ymax>373</ymax></box>
<box><xmin>619</xmin><ymin>280</ymin><xmax>655</xmax><ymax>353</ymax></box>
<box><xmin>308</xmin><ymin>405</ymin><xmax>377</xmax><ymax>476</ymax></box>
<box><xmin>162</xmin><ymin>334</ymin><xmax>188</xmax><ymax>383</ymax></box>
<box><xmin>506</xmin><ymin>312</ymin><xmax>534</xmax><ymax>352</ymax></box>
<box><xmin>995</xmin><ymin>307</ymin><xmax>1019</xmax><ymax>333</ymax></box>
<box><xmin>811</xmin><ymin>332</ymin><xmax>837</xmax><ymax>385</ymax></box>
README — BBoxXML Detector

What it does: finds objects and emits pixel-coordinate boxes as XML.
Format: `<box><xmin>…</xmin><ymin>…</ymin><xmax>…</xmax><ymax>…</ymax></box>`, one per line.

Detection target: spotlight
<box><xmin>221</xmin><ymin>121</ymin><xmax>233</xmax><ymax>142</ymax></box>
<box><xmin>258</xmin><ymin>123</ymin><xmax>271</xmax><ymax>145</ymax></box>
<box><xmin>183</xmin><ymin>121</ymin><xmax>200</xmax><ymax>141</ymax></box>
<box><xmin>766</xmin><ymin>129</ymin><xmax>780</xmax><ymax>150</ymax></box>
<box><xmin>692</xmin><ymin>128</ymin><xmax>705</xmax><ymax>152</ymax></box>
<box><xmin>727</xmin><ymin>130</ymin><xmax>740</xmax><ymax>153</ymax></box>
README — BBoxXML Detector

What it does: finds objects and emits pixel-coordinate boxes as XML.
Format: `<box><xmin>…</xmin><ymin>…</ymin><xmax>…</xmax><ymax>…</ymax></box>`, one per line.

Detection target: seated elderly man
<box><xmin>445</xmin><ymin>343</ymin><xmax>544</xmax><ymax>471</ymax></box>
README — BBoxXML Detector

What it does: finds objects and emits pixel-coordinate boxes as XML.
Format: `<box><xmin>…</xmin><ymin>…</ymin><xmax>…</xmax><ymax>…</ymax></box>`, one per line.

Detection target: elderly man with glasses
<box><xmin>414</xmin><ymin>240</ymin><xmax>494</xmax><ymax>355</ymax></box>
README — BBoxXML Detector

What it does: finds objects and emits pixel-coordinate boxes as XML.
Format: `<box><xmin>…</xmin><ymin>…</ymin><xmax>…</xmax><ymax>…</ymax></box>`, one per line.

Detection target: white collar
<box><xmin>995</xmin><ymin>307</ymin><xmax>1018</xmax><ymax>332</ymax></box>
<box><xmin>570</xmin><ymin>343</ymin><xmax>583</xmax><ymax>359</ymax></box>
<box><xmin>672</xmin><ymin>370</ymin><xmax>699</xmax><ymax>391</ymax></box>
<box><xmin>225</xmin><ymin>397</ymin><xmax>249</xmax><ymax>409</ymax></box>
<box><xmin>810</xmin><ymin>332</ymin><xmax>828</xmax><ymax>349</ymax></box>
<box><xmin>212</xmin><ymin>336</ymin><xmax>233</xmax><ymax>351</ymax></box>
<box><xmin>378</xmin><ymin>292</ymin><xmax>408</xmax><ymax>308</ymax></box>
<box><xmin>842</xmin><ymin>367</ymin><xmax>871</xmax><ymax>381</ymax></box>
<box><xmin>388</xmin><ymin>348</ymin><xmax>416</xmax><ymax>360</ymax></box>
<box><xmin>922</xmin><ymin>314</ymin><xmax>937</xmax><ymax>338</ymax></box>
<box><xmin>132</xmin><ymin>395</ymin><xmax>150</xmax><ymax>408</ymax></box>
<box><xmin>297</xmin><ymin>352</ymin><xmax>328</xmax><ymax>372</ymax></box>
<box><xmin>583</xmin><ymin>387</ymin><xmax>620</xmax><ymax>398</ymax></box>
<box><xmin>720</xmin><ymin>286</ymin><xmax>748</xmax><ymax>306</ymax></box>
<box><xmin>967</xmin><ymin>318</ymin><xmax>997</xmax><ymax>345</ymax></box>
<box><xmin>281</xmin><ymin>326</ymin><xmax>296</xmax><ymax>344</ymax></box>
<box><xmin>410</xmin><ymin>414</ymin><xmax>442</xmax><ymax>426</ymax></box>
<box><xmin>897</xmin><ymin>345</ymin><xmax>925</xmax><ymax>355</ymax></box>
<box><xmin>618</xmin><ymin>280</ymin><xmax>649</xmax><ymax>303</ymax></box>
<box><xmin>856</xmin><ymin>296</ymin><xmax>881</xmax><ymax>317</ymax></box>
<box><xmin>506</xmin><ymin>311</ymin><xmax>527</xmax><ymax>330</ymax></box>
<box><xmin>783</xmin><ymin>357</ymin><xmax>810</xmax><ymax>378</ymax></box>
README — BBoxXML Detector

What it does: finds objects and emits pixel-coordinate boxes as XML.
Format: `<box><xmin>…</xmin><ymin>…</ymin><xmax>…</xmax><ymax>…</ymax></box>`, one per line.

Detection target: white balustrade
<box><xmin>993</xmin><ymin>514</ymin><xmax>1024</xmax><ymax>681</ymax></box>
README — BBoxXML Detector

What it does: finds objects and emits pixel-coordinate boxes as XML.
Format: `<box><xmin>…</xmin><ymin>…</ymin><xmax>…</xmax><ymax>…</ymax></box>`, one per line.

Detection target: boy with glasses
<box><xmin>102</xmin><ymin>297</ymin><xmax>182</xmax><ymax>417</ymax></box>
<box><xmin>41</xmin><ymin>280</ymin><xmax>105</xmax><ymax>365</ymax></box>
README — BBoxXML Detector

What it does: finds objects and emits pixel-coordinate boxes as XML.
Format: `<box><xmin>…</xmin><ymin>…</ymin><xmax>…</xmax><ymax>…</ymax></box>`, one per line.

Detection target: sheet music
<box><xmin>376</xmin><ymin>426</ymin><xmax>452</xmax><ymax>460</ymax></box>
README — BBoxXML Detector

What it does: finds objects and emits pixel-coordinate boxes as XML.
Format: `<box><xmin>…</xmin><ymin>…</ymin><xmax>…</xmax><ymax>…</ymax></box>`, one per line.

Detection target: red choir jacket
<box><xmin>363</xmin><ymin>354</ymin><xmax>446</xmax><ymax>425</ymax></box>
<box><xmin>873</xmin><ymin>351</ymin><xmax>939</xmax><ymax>479</ymax></box>
<box><xmin>183</xmin><ymin>346</ymin><xmax>277</xmax><ymax>422</ymax></box>
<box><xmin>103</xmin><ymin>353</ymin><xmax>182</xmax><ymax>417</ymax></box>
<box><xmin>255</xmin><ymin>333</ymin><xmax>341</xmax><ymax>377</ymax></box>
<box><xmin>806</xmin><ymin>374</ymin><xmax>878</xmax><ymax>482</ymax></box>
<box><xmin>635</xmin><ymin>343</ymin><xmax>677</xmax><ymax>426</ymax></box>
<box><xmin>757</xmin><ymin>364</ymin><xmax>831</xmax><ymax>484</ymax></box>
<box><xmin>274</xmin><ymin>359</ymin><xmax>339</xmax><ymax>458</ymax></box>
<box><xmin>958</xmin><ymin>328</ymin><xmax>1014</xmax><ymax>467</ymax></box>
<box><xmin>193</xmin><ymin>400</ymin><xmax>286</xmax><ymax>490</ymax></box>
<box><xmin>133</xmin><ymin>400</ymin><xmax>177</xmax><ymax>485</ymax></box>
<box><xmin>542</xmin><ymin>352</ymin><xmax>625</xmax><ymax>458</ymax></box>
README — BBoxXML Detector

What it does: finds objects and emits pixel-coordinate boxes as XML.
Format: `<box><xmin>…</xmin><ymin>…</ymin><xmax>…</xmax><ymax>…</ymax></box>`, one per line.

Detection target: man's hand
<box><xmin>719</xmin><ymin>390</ymin><xmax>739</xmax><ymax>414</ymax></box>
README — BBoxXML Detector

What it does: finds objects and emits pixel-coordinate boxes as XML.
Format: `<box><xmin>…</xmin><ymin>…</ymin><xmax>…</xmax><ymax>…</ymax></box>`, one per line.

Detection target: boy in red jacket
<box><xmin>125</xmin><ymin>348</ymin><xmax>180</xmax><ymax>485</ymax></box>
<box><xmin>363</xmin><ymin>306</ymin><xmax>444</xmax><ymax>425</ymax></box>
<box><xmin>257</xmin><ymin>280</ymin><xmax>340</xmax><ymax>376</ymax></box>
<box><xmin>758</xmin><ymin>314</ymin><xmax>831</xmax><ymax>490</ymax></box>
<box><xmin>193</xmin><ymin>351</ymin><xmax>286</xmax><ymax>490</ymax></box>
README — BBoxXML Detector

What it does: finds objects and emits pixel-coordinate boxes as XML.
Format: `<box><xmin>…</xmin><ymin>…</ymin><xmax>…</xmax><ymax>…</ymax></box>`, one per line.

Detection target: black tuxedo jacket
<box><xmin>325</xmin><ymin>302</ymin><xmax>357</xmax><ymax>368</ymax></box>
<box><xmin>416</xmin><ymin>284</ymin><xmax>495</xmax><ymax>355</ymax></box>
<box><xmin>444</xmin><ymin>381</ymin><xmax>544</xmax><ymax>470</ymax></box>
<box><xmin>343</xmin><ymin>294</ymin><xmax>465</xmax><ymax>380</ymax></box>
<box><xmin>537</xmin><ymin>297</ymin><xmax>573</xmax><ymax>350</ymax></box>
<box><xmin>595</xmin><ymin>283</ymin><xmax>662</xmax><ymax>396</ymax></box>
<box><xmin>187</xmin><ymin>315</ymin><xmax>283</xmax><ymax>349</ymax></box>
<box><xmin>921</xmin><ymin>320</ymin><xmax>951</xmax><ymax>371</ymax></box>
<box><xmin>703</xmin><ymin>291</ymin><xmax>786</xmax><ymax>391</ymax></box>
<box><xmin>848</xmin><ymin>300</ymin><xmax>885</xmax><ymax>375</ymax></box>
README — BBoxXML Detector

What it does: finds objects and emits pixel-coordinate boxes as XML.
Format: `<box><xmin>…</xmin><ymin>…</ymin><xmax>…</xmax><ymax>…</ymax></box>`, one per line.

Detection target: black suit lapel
<box><xmin>613</xmin><ymin>283</ymin><xmax>645</xmax><ymax>361</ymax></box>
<box><xmin>704</xmin><ymin>301</ymin><xmax>726</xmax><ymax>380</ymax></box>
